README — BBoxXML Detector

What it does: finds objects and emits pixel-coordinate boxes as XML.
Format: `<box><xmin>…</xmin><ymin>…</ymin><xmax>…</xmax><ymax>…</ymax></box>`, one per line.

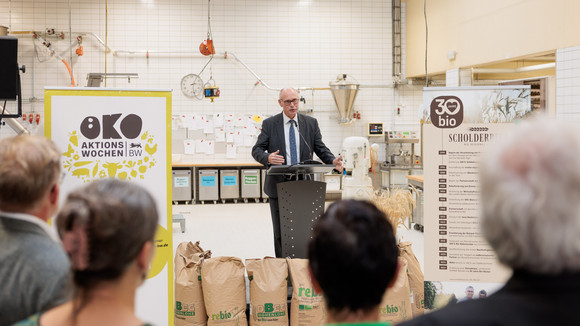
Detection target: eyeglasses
<box><xmin>282</xmin><ymin>99</ymin><xmax>299</xmax><ymax>105</ymax></box>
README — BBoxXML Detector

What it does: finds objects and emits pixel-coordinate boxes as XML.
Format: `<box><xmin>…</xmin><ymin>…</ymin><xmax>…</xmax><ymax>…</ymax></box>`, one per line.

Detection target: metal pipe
<box><xmin>12</xmin><ymin>30</ymin><xmax>395</xmax><ymax>93</ymax></box>
<box><xmin>359</xmin><ymin>84</ymin><xmax>395</xmax><ymax>88</ymax></box>
<box><xmin>226</xmin><ymin>51</ymin><xmax>278</xmax><ymax>91</ymax></box>
<box><xmin>297</xmin><ymin>87</ymin><xmax>331</xmax><ymax>91</ymax></box>
<box><xmin>114</xmin><ymin>50</ymin><xmax>218</xmax><ymax>58</ymax></box>
<box><xmin>1</xmin><ymin>107</ymin><xmax>30</xmax><ymax>135</ymax></box>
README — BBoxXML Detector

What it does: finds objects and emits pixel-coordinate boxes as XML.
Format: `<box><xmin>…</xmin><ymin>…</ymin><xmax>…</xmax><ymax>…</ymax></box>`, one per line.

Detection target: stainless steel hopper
<box><xmin>329</xmin><ymin>74</ymin><xmax>359</xmax><ymax>124</ymax></box>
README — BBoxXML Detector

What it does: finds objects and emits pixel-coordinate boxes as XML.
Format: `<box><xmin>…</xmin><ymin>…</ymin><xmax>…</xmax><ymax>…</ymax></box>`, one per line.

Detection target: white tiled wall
<box><xmin>1</xmin><ymin>0</ymin><xmax>423</xmax><ymax>162</ymax></box>
<box><xmin>556</xmin><ymin>46</ymin><xmax>580</xmax><ymax>124</ymax></box>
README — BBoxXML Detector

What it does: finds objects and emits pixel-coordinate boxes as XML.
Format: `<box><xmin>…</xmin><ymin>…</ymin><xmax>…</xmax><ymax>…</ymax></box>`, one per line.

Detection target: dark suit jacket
<box><xmin>252</xmin><ymin>112</ymin><xmax>336</xmax><ymax>198</ymax></box>
<box><xmin>398</xmin><ymin>270</ymin><xmax>580</xmax><ymax>326</ymax></box>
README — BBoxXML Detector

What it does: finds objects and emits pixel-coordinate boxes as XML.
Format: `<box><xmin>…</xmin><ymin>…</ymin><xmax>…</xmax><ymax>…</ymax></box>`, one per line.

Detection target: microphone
<box><xmin>297</xmin><ymin>123</ymin><xmax>313</xmax><ymax>162</ymax></box>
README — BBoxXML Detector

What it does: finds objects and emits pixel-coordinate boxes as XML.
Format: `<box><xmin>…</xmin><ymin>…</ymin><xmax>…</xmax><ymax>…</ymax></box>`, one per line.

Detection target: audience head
<box><xmin>480</xmin><ymin>117</ymin><xmax>580</xmax><ymax>274</ymax></box>
<box><xmin>464</xmin><ymin>286</ymin><xmax>474</xmax><ymax>299</ymax></box>
<box><xmin>478</xmin><ymin>289</ymin><xmax>487</xmax><ymax>298</ymax></box>
<box><xmin>0</xmin><ymin>135</ymin><xmax>61</xmax><ymax>215</ymax></box>
<box><xmin>308</xmin><ymin>199</ymin><xmax>399</xmax><ymax>316</ymax></box>
<box><xmin>56</xmin><ymin>179</ymin><xmax>158</xmax><ymax>291</ymax></box>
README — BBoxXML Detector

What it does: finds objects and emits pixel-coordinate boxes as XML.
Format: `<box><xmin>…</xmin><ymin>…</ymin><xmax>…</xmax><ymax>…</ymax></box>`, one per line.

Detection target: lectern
<box><xmin>267</xmin><ymin>164</ymin><xmax>336</xmax><ymax>258</ymax></box>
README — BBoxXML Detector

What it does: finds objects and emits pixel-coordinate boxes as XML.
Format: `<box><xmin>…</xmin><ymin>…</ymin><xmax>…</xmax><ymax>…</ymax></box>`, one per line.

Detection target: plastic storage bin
<box><xmin>198</xmin><ymin>169</ymin><xmax>218</xmax><ymax>204</ymax></box>
<box><xmin>172</xmin><ymin>169</ymin><xmax>192</xmax><ymax>204</ymax></box>
<box><xmin>220</xmin><ymin>169</ymin><xmax>239</xmax><ymax>203</ymax></box>
<box><xmin>241</xmin><ymin>169</ymin><xmax>261</xmax><ymax>203</ymax></box>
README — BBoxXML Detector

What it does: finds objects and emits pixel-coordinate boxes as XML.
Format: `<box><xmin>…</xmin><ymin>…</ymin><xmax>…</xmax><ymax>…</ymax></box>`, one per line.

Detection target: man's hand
<box><xmin>268</xmin><ymin>150</ymin><xmax>285</xmax><ymax>165</ymax></box>
<box><xmin>333</xmin><ymin>155</ymin><xmax>344</xmax><ymax>173</ymax></box>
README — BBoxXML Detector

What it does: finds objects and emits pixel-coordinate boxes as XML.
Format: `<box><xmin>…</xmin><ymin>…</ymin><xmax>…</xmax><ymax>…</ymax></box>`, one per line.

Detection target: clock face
<box><xmin>180</xmin><ymin>74</ymin><xmax>203</xmax><ymax>99</ymax></box>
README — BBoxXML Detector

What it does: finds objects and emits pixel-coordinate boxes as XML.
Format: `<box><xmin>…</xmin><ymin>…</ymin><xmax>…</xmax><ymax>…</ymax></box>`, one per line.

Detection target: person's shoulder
<box><xmin>23</xmin><ymin>235</ymin><xmax>70</xmax><ymax>271</ymax></box>
<box><xmin>261</xmin><ymin>113</ymin><xmax>282</xmax><ymax>126</ymax></box>
<box><xmin>399</xmin><ymin>297</ymin><xmax>506</xmax><ymax>326</ymax></box>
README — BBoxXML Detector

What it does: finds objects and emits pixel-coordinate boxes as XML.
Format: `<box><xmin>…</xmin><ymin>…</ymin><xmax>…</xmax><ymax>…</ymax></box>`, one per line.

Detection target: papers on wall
<box><xmin>226</xmin><ymin>130</ymin><xmax>235</xmax><ymax>143</ymax></box>
<box><xmin>172</xmin><ymin>115</ymin><xmax>182</xmax><ymax>130</ymax></box>
<box><xmin>206</xmin><ymin>141</ymin><xmax>215</xmax><ymax>154</ymax></box>
<box><xmin>225</xmin><ymin>114</ymin><xmax>235</xmax><ymax>128</ymax></box>
<box><xmin>196</xmin><ymin>139</ymin><xmax>207</xmax><ymax>153</ymax></box>
<box><xmin>226</xmin><ymin>144</ymin><xmax>237</xmax><ymax>158</ymax></box>
<box><xmin>215</xmin><ymin>128</ymin><xmax>226</xmax><ymax>142</ymax></box>
<box><xmin>183</xmin><ymin>140</ymin><xmax>195</xmax><ymax>154</ymax></box>
<box><xmin>174</xmin><ymin>113</ymin><xmax>268</xmax><ymax>159</ymax></box>
<box><xmin>252</xmin><ymin>114</ymin><xmax>263</xmax><ymax>124</ymax></box>
<box><xmin>243</xmin><ymin>135</ymin><xmax>255</xmax><ymax>147</ymax></box>
<box><xmin>234</xmin><ymin>128</ymin><xmax>244</xmax><ymax>145</ymax></box>
<box><xmin>214</xmin><ymin>113</ymin><xmax>224</xmax><ymax>127</ymax></box>
<box><xmin>235</xmin><ymin>116</ymin><xmax>245</xmax><ymax>127</ymax></box>
<box><xmin>203</xmin><ymin>117</ymin><xmax>214</xmax><ymax>134</ymax></box>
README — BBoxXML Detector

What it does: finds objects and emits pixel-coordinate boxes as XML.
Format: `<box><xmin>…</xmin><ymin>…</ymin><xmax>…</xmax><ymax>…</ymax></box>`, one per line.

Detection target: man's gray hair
<box><xmin>279</xmin><ymin>87</ymin><xmax>298</xmax><ymax>99</ymax></box>
<box><xmin>480</xmin><ymin>117</ymin><xmax>580</xmax><ymax>274</ymax></box>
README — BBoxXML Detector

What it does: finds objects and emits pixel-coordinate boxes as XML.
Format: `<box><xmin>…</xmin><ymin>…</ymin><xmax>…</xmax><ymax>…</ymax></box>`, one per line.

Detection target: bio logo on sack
<box><xmin>299</xmin><ymin>305</ymin><xmax>313</xmax><ymax>311</ymax></box>
<box><xmin>256</xmin><ymin>303</ymin><xmax>286</xmax><ymax>318</ymax></box>
<box><xmin>298</xmin><ymin>287</ymin><xmax>319</xmax><ymax>298</ymax></box>
<box><xmin>211</xmin><ymin>311</ymin><xmax>232</xmax><ymax>320</ymax></box>
<box><xmin>381</xmin><ymin>304</ymin><xmax>399</xmax><ymax>315</ymax></box>
<box><xmin>175</xmin><ymin>301</ymin><xmax>196</xmax><ymax>317</ymax></box>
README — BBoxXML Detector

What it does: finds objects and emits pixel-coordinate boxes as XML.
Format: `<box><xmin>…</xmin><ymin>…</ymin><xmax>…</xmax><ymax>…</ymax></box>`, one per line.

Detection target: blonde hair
<box><xmin>0</xmin><ymin>136</ymin><xmax>61</xmax><ymax>210</ymax></box>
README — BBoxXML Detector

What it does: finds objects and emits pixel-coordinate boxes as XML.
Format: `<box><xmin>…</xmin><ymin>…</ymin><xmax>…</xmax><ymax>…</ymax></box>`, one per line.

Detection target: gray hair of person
<box><xmin>480</xmin><ymin>117</ymin><xmax>580</xmax><ymax>274</ymax></box>
<box><xmin>0</xmin><ymin>135</ymin><xmax>61</xmax><ymax>210</ymax></box>
<box><xmin>279</xmin><ymin>87</ymin><xmax>298</xmax><ymax>99</ymax></box>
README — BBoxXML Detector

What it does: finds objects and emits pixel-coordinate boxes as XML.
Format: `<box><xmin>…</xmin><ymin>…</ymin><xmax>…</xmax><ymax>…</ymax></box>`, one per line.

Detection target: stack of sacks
<box><xmin>175</xmin><ymin>246</ymin><xmax>333</xmax><ymax>326</ymax></box>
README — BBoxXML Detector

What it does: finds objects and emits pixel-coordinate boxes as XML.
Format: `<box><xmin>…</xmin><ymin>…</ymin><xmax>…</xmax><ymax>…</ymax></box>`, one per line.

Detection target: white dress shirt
<box><xmin>283</xmin><ymin>113</ymin><xmax>301</xmax><ymax>165</ymax></box>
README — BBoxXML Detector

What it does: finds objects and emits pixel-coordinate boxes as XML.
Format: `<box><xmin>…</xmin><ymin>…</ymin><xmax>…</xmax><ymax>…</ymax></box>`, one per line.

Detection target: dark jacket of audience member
<box><xmin>0</xmin><ymin>136</ymin><xmax>71</xmax><ymax>326</ymax></box>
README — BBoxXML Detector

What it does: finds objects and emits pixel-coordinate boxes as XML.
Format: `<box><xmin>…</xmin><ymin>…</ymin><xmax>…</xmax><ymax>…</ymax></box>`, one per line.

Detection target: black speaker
<box><xmin>0</xmin><ymin>36</ymin><xmax>18</xmax><ymax>100</ymax></box>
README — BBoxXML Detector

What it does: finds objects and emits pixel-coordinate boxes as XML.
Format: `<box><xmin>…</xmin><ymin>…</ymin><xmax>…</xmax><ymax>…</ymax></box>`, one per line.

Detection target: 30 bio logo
<box><xmin>431</xmin><ymin>96</ymin><xmax>463</xmax><ymax>128</ymax></box>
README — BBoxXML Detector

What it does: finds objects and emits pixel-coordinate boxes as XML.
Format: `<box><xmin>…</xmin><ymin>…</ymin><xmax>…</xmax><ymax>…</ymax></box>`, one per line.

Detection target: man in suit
<box><xmin>457</xmin><ymin>285</ymin><xmax>474</xmax><ymax>303</ymax></box>
<box><xmin>0</xmin><ymin>135</ymin><xmax>71</xmax><ymax>325</ymax></box>
<box><xmin>399</xmin><ymin>117</ymin><xmax>580</xmax><ymax>326</ymax></box>
<box><xmin>252</xmin><ymin>87</ymin><xmax>343</xmax><ymax>257</ymax></box>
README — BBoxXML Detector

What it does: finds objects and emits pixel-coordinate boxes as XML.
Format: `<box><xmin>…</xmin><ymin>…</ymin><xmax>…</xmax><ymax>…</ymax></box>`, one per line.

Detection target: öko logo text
<box><xmin>80</xmin><ymin>114</ymin><xmax>143</xmax><ymax>139</ymax></box>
